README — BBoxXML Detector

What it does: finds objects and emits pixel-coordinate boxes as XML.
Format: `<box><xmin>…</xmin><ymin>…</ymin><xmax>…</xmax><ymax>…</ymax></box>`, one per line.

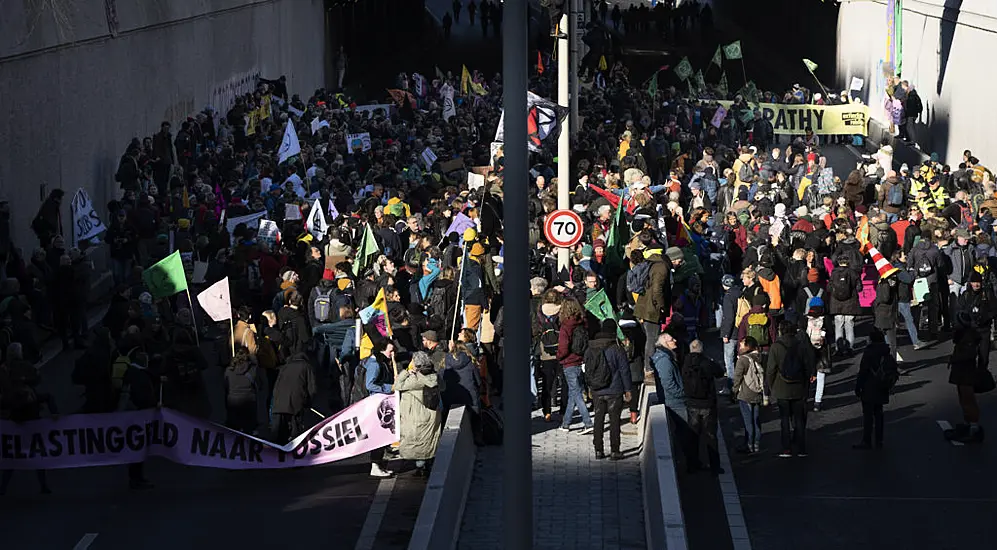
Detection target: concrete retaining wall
<box><xmin>640</xmin><ymin>387</ymin><xmax>689</xmax><ymax>550</ymax></box>
<box><xmin>0</xmin><ymin>0</ymin><xmax>329</xmax><ymax>254</ymax></box>
<box><xmin>408</xmin><ymin>406</ymin><xmax>476</xmax><ymax>550</ymax></box>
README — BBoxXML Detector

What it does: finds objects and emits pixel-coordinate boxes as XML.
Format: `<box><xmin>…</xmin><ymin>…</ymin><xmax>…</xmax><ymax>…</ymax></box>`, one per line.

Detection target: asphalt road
<box><xmin>0</xmin><ymin>318</ymin><xmax>426</xmax><ymax>550</ymax></box>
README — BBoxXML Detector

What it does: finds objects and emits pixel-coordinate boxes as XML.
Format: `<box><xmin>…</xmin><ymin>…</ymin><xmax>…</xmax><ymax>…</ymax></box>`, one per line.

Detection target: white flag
<box><xmin>196</xmin><ymin>277</ymin><xmax>232</xmax><ymax>322</ymax></box>
<box><xmin>308</xmin><ymin>199</ymin><xmax>328</xmax><ymax>239</ymax></box>
<box><xmin>328</xmin><ymin>198</ymin><xmax>341</xmax><ymax>221</ymax></box>
<box><xmin>442</xmin><ymin>84</ymin><xmax>456</xmax><ymax>122</ymax></box>
<box><xmin>70</xmin><ymin>189</ymin><xmax>107</xmax><ymax>245</ymax></box>
<box><xmin>278</xmin><ymin>120</ymin><xmax>301</xmax><ymax>165</ymax></box>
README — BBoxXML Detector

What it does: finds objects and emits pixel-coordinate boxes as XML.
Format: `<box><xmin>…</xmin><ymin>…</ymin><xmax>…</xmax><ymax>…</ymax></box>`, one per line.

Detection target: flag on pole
<box><xmin>196</xmin><ymin>277</ymin><xmax>232</xmax><ymax>322</ymax></box>
<box><xmin>723</xmin><ymin>41</ymin><xmax>742</xmax><ymax>60</ymax></box>
<box><xmin>435</xmin><ymin>66</ymin><xmax>446</xmax><ymax>82</ymax></box>
<box><xmin>584</xmin><ymin>289</ymin><xmax>624</xmax><ymax>339</ymax></box>
<box><xmin>674</xmin><ymin>57</ymin><xmax>693</xmax><ymax>81</ymax></box>
<box><xmin>142</xmin><ymin>250</ymin><xmax>188</xmax><ymax>299</ymax></box>
<box><xmin>688</xmin><ymin>79</ymin><xmax>695</xmax><ymax>97</ymax></box>
<box><xmin>711</xmin><ymin>45</ymin><xmax>723</xmax><ymax>67</ymax></box>
<box><xmin>647</xmin><ymin>73</ymin><xmax>658</xmax><ymax>97</ymax></box>
<box><xmin>461</xmin><ymin>65</ymin><xmax>471</xmax><ymax>95</ymax></box>
<box><xmin>308</xmin><ymin>199</ymin><xmax>329</xmax><ymax>239</ymax></box>
<box><xmin>604</xmin><ymin>196</ymin><xmax>627</xmax><ymax>272</ymax></box>
<box><xmin>352</xmin><ymin>224</ymin><xmax>381</xmax><ymax>276</ymax></box>
<box><xmin>327</xmin><ymin>198</ymin><xmax>340</xmax><ymax>222</ymax></box>
<box><xmin>718</xmin><ymin>72</ymin><xmax>729</xmax><ymax>97</ymax></box>
<box><xmin>277</xmin><ymin>119</ymin><xmax>301</xmax><ymax>165</ymax></box>
<box><xmin>694</xmin><ymin>70</ymin><xmax>706</xmax><ymax>94</ymax></box>
<box><xmin>537</xmin><ymin>51</ymin><xmax>544</xmax><ymax>75</ymax></box>
<box><xmin>598</xmin><ymin>55</ymin><xmax>608</xmax><ymax>71</ymax></box>
<box><xmin>371</xmin><ymin>288</ymin><xmax>393</xmax><ymax>337</ymax></box>
<box><xmin>803</xmin><ymin>58</ymin><xmax>819</xmax><ymax>72</ymax></box>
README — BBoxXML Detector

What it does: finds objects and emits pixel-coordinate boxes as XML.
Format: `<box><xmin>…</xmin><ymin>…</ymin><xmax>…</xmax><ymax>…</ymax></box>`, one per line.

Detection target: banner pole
<box><xmin>740</xmin><ymin>58</ymin><xmax>747</xmax><ymax>87</ymax></box>
<box><xmin>185</xmin><ymin>287</ymin><xmax>200</xmax><ymax>346</ymax></box>
<box><xmin>229</xmin><ymin>316</ymin><xmax>236</xmax><ymax>358</ymax></box>
<box><xmin>450</xmin><ymin>242</ymin><xmax>469</xmax><ymax>341</ymax></box>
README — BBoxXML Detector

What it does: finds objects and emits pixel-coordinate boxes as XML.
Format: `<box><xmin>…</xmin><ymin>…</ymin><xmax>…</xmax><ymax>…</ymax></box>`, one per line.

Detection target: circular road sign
<box><xmin>544</xmin><ymin>209</ymin><xmax>584</xmax><ymax>248</ymax></box>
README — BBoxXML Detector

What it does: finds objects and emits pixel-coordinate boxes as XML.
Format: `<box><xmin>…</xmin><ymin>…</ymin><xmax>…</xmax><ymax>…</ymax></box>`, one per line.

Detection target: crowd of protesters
<box><xmin>2</xmin><ymin>29</ymin><xmax>995</xmax><ymax>496</ymax></box>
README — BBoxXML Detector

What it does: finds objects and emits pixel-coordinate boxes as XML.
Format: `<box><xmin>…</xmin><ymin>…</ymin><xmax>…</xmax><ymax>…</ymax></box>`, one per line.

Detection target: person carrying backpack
<box><xmin>765</xmin><ymin>322</ymin><xmax>817</xmax><ymax>458</ymax></box>
<box><xmin>853</xmin><ymin>329</ymin><xmax>899</xmax><ymax>450</ymax></box>
<box><xmin>681</xmin><ymin>340</ymin><xmax>726</xmax><ymax>473</ymax></box>
<box><xmin>828</xmin><ymin>256</ymin><xmax>860</xmax><ymax>355</ymax></box>
<box><xmin>736</xmin><ymin>293</ymin><xmax>776</xmax><ymax>355</ymax></box>
<box><xmin>732</xmin><ymin>337</ymin><xmax>766</xmax><ymax>453</ymax></box>
<box><xmin>585</xmin><ymin>320</ymin><xmax>632</xmax><ymax>460</ymax></box>
<box><xmin>532</xmin><ymin>290</ymin><xmax>565</xmax><ymax>422</ymax></box>
<box><xmin>557</xmin><ymin>299</ymin><xmax>592</xmax><ymax>433</ymax></box>
<box><xmin>395</xmin><ymin>352</ymin><xmax>443</xmax><ymax>477</ymax></box>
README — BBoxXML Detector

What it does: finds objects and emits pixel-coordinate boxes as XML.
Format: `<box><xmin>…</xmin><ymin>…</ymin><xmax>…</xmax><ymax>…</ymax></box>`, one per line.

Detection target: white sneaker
<box><xmin>369</xmin><ymin>463</ymin><xmax>394</xmax><ymax>478</ymax></box>
<box><xmin>580</xmin><ymin>427</ymin><xmax>594</xmax><ymax>435</ymax></box>
<box><xmin>559</xmin><ymin>426</ymin><xmax>571</xmax><ymax>433</ymax></box>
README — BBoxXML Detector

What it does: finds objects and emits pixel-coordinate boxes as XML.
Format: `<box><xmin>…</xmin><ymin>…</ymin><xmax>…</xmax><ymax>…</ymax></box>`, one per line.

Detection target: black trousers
<box><xmin>270</xmin><ymin>412</ymin><xmax>304</xmax><ymax>445</ymax></box>
<box><xmin>593</xmin><ymin>394</ymin><xmax>624</xmax><ymax>454</ymax></box>
<box><xmin>777</xmin><ymin>398</ymin><xmax>808</xmax><ymax>453</ymax></box>
<box><xmin>629</xmin><ymin>380</ymin><xmax>643</xmax><ymax>414</ymax></box>
<box><xmin>539</xmin><ymin>359</ymin><xmax>565</xmax><ymax>416</ymax></box>
<box><xmin>861</xmin><ymin>401</ymin><xmax>884</xmax><ymax>445</ymax></box>
<box><xmin>687</xmin><ymin>405</ymin><xmax>721</xmax><ymax>471</ymax></box>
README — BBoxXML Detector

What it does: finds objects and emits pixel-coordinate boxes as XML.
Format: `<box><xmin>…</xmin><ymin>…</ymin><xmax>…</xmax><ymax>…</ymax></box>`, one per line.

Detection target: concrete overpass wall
<box><xmin>0</xmin><ymin>0</ymin><xmax>328</xmax><ymax>253</ymax></box>
<box><xmin>837</xmin><ymin>0</ymin><xmax>997</xmax><ymax>164</ymax></box>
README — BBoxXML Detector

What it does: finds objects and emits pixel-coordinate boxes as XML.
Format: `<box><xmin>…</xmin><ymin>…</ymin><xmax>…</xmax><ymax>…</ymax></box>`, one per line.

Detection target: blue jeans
<box><xmin>723</xmin><ymin>339</ymin><xmax>738</xmax><ymax>380</ymax></box>
<box><xmin>739</xmin><ymin>401</ymin><xmax>762</xmax><ymax>448</ymax></box>
<box><xmin>898</xmin><ymin>302</ymin><xmax>922</xmax><ymax>347</ymax></box>
<box><xmin>560</xmin><ymin>366</ymin><xmax>591</xmax><ymax>429</ymax></box>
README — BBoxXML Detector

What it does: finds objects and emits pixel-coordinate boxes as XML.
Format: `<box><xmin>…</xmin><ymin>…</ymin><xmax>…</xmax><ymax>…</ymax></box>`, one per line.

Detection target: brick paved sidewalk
<box><xmin>458</xmin><ymin>408</ymin><xmax>647</xmax><ymax>550</ymax></box>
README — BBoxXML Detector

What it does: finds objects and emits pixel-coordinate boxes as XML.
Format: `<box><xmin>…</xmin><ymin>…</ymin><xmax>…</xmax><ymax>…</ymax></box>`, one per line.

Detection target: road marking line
<box><xmin>353</xmin><ymin>477</ymin><xmax>396</xmax><ymax>550</ymax></box>
<box><xmin>73</xmin><ymin>533</ymin><xmax>98</xmax><ymax>550</ymax></box>
<box><xmin>717</xmin><ymin>424</ymin><xmax>753</xmax><ymax>550</ymax></box>
<box><xmin>741</xmin><ymin>494</ymin><xmax>997</xmax><ymax>503</ymax></box>
<box><xmin>936</xmin><ymin>420</ymin><xmax>965</xmax><ymax>446</ymax></box>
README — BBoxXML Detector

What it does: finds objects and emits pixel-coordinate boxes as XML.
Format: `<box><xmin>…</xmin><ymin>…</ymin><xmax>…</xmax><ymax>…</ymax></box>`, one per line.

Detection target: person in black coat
<box><xmin>31</xmin><ymin>189</ymin><xmax>64</xmax><ymax>248</ymax></box>
<box><xmin>873</xmin><ymin>269</ymin><xmax>900</xmax><ymax>358</ymax></box>
<box><xmin>270</xmin><ymin>351</ymin><xmax>317</xmax><ymax>444</ymax></box>
<box><xmin>588</xmin><ymin>320</ymin><xmax>633</xmax><ymax>460</ymax></box>
<box><xmin>828</xmin><ymin>256</ymin><xmax>861</xmax><ymax>354</ymax></box>
<box><xmin>854</xmin><ymin>329</ymin><xmax>898</xmax><ymax>449</ymax></box>
<box><xmin>224</xmin><ymin>347</ymin><xmax>259</xmax><ymax>433</ymax></box>
<box><xmin>682</xmin><ymin>339</ymin><xmax>726</xmax><ymax>474</ymax></box>
<box><xmin>276</xmin><ymin>291</ymin><xmax>312</xmax><ymax>358</ymax></box>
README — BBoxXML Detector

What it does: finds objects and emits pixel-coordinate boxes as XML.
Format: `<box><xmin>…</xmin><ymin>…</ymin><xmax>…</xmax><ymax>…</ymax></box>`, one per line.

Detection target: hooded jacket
<box><xmin>557</xmin><ymin>316</ymin><xmax>586</xmax><ymax>368</ymax></box>
<box><xmin>765</xmin><ymin>333</ymin><xmax>816</xmax><ymax>400</ymax></box>
<box><xmin>271</xmin><ymin>352</ymin><xmax>316</xmax><ymax>415</ymax></box>
<box><xmin>224</xmin><ymin>355</ymin><xmax>258</xmax><ymax>406</ymax></box>
<box><xmin>943</xmin><ymin>241</ymin><xmax>976</xmax><ymax>285</ymax></box>
<box><xmin>828</xmin><ymin>265</ymin><xmax>861</xmax><ymax>316</ymax></box>
<box><xmin>650</xmin><ymin>345</ymin><xmax>684</xmax><ymax>412</ymax></box>
<box><xmin>633</xmin><ymin>253</ymin><xmax>672</xmax><ymax>324</ymax></box>
<box><xmin>443</xmin><ymin>350</ymin><xmax>481</xmax><ymax>412</ymax></box>
<box><xmin>588</xmin><ymin>332</ymin><xmax>633</xmax><ymax>397</ymax></box>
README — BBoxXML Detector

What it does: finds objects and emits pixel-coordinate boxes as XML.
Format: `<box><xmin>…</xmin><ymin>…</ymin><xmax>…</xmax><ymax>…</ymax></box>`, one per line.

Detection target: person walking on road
<box><xmin>766</xmin><ymin>321</ymin><xmax>816</xmax><ymax>458</ymax></box>
<box><xmin>719</xmin><ymin>274</ymin><xmax>742</xmax><ymax>396</ymax></box>
<box><xmin>396</xmin><ymin>352</ymin><xmax>442</xmax><ymax>477</ymax></box>
<box><xmin>853</xmin><ymin>329</ymin><xmax>898</xmax><ymax>450</ymax></box>
<box><xmin>587</xmin><ymin>320</ymin><xmax>632</xmax><ymax>460</ymax></box>
<box><xmin>733</xmin><ymin>337</ymin><xmax>765</xmax><ymax>453</ymax></box>
<box><xmin>467</xmin><ymin>0</ymin><xmax>476</xmax><ymax>25</ymax></box>
<box><xmin>945</xmin><ymin>312</ymin><xmax>990</xmax><ymax>444</ymax></box>
<box><xmin>557</xmin><ymin>299</ymin><xmax>593</xmax><ymax>434</ymax></box>
<box><xmin>681</xmin><ymin>340</ymin><xmax>725</xmax><ymax>474</ymax></box>
<box><xmin>270</xmin><ymin>349</ymin><xmax>316</xmax><ymax>444</ymax></box>
<box><xmin>452</xmin><ymin>0</ymin><xmax>462</xmax><ymax>23</ymax></box>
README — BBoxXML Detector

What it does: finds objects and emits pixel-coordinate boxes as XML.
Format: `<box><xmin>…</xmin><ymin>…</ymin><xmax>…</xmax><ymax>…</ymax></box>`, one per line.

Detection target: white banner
<box><xmin>285</xmin><ymin>204</ymin><xmax>302</xmax><ymax>220</ymax></box>
<box><xmin>346</xmin><ymin>133</ymin><xmax>372</xmax><ymax>154</ymax></box>
<box><xmin>71</xmin><ymin>189</ymin><xmax>107</xmax><ymax>245</ymax></box>
<box><xmin>421</xmin><ymin>147</ymin><xmax>438</xmax><ymax>169</ymax></box>
<box><xmin>311</xmin><ymin>118</ymin><xmax>330</xmax><ymax>135</ymax></box>
<box><xmin>442</xmin><ymin>84</ymin><xmax>456</xmax><ymax>121</ymax></box>
<box><xmin>353</xmin><ymin>104</ymin><xmax>393</xmax><ymax>119</ymax></box>
<box><xmin>468</xmin><ymin>172</ymin><xmax>485</xmax><ymax>190</ymax></box>
<box><xmin>278</xmin><ymin>120</ymin><xmax>301</xmax><ymax>165</ymax></box>
<box><xmin>258</xmin><ymin>219</ymin><xmax>281</xmax><ymax>247</ymax></box>
<box><xmin>196</xmin><ymin>277</ymin><xmax>232</xmax><ymax>322</ymax></box>
<box><xmin>225</xmin><ymin>210</ymin><xmax>267</xmax><ymax>238</ymax></box>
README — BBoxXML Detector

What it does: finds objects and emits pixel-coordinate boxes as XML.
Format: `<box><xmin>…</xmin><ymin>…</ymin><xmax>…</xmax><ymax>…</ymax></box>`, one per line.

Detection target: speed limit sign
<box><xmin>544</xmin><ymin>209</ymin><xmax>584</xmax><ymax>248</ymax></box>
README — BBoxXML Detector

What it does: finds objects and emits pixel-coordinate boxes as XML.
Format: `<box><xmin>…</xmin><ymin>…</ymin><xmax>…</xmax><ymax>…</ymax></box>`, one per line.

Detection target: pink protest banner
<box><xmin>858</xmin><ymin>264</ymin><xmax>878</xmax><ymax>308</ymax></box>
<box><xmin>0</xmin><ymin>394</ymin><xmax>398</xmax><ymax>470</ymax></box>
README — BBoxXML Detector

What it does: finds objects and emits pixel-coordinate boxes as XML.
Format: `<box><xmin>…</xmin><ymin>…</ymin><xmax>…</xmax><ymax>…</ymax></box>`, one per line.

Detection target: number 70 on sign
<box><xmin>543</xmin><ymin>209</ymin><xmax>583</xmax><ymax>248</ymax></box>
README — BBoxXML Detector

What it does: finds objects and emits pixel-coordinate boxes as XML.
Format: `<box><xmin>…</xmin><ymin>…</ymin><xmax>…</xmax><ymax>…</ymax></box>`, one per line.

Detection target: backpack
<box><xmin>247</xmin><ymin>259</ymin><xmax>263</xmax><ymax>291</ymax></box>
<box><xmin>111</xmin><ymin>349</ymin><xmax>137</xmax><ymax>392</ymax></box>
<box><xmin>626</xmin><ymin>262</ymin><xmax>653</xmax><ymax>295</ymax></box>
<box><xmin>806</xmin><ymin>316</ymin><xmax>826</xmax><ymax>348</ymax></box>
<box><xmin>313</xmin><ymin>288</ymin><xmax>334</xmax><ymax>323</ymax></box>
<box><xmin>583</xmin><ymin>345</ymin><xmax>613</xmax><ymax>391</ymax></box>
<box><xmin>538</xmin><ymin>313</ymin><xmax>560</xmax><ymax>356</ymax></box>
<box><xmin>958</xmin><ymin>203</ymin><xmax>973</xmax><ymax>229</ymax></box>
<box><xmin>422</xmin><ymin>384</ymin><xmax>441</xmax><ymax>410</ymax></box>
<box><xmin>778</xmin><ymin>338</ymin><xmax>806</xmax><ymax>382</ymax></box>
<box><xmin>887</xmin><ymin>182</ymin><xmax>904</xmax><ymax>207</ymax></box>
<box><xmin>681</xmin><ymin>358</ymin><xmax>713</xmax><ymax>400</ymax></box>
<box><xmin>734</xmin><ymin>296</ymin><xmax>751</xmax><ymax>328</ymax></box>
<box><xmin>569</xmin><ymin>325</ymin><xmax>588</xmax><ymax>356</ymax></box>
<box><xmin>871</xmin><ymin>352</ymin><xmax>899</xmax><ymax>391</ymax></box>
<box><xmin>746</xmin><ymin>313</ymin><xmax>770</xmax><ymax>347</ymax></box>
<box><xmin>831</xmin><ymin>271</ymin><xmax>852</xmax><ymax>301</ymax></box>
<box><xmin>804</xmin><ymin>287</ymin><xmax>824</xmax><ymax>310</ymax></box>
<box><xmin>351</xmin><ymin>361</ymin><xmax>370</xmax><ymax>404</ymax></box>
<box><xmin>426</xmin><ymin>286</ymin><xmax>451</xmax><ymax>323</ymax></box>
<box><xmin>741</xmin><ymin>354</ymin><xmax>765</xmax><ymax>394</ymax></box>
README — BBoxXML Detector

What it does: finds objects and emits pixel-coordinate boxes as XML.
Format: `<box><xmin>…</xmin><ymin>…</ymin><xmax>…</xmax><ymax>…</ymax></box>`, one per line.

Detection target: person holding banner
<box><xmin>0</xmin><ymin>343</ymin><xmax>56</xmax><ymax>495</ymax></box>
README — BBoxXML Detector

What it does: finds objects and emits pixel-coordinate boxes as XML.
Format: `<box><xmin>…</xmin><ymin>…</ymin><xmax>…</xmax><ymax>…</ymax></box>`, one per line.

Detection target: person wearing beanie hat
<box><xmin>395</xmin><ymin>349</ymin><xmax>443</xmax><ymax>475</ymax></box>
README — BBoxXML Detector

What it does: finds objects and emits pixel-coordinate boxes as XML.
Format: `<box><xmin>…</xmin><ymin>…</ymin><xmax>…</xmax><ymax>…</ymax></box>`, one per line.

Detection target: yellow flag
<box><xmin>461</xmin><ymin>65</ymin><xmax>471</xmax><ymax>95</ymax></box>
<box><xmin>469</xmin><ymin>81</ymin><xmax>488</xmax><ymax>96</ymax></box>
<box><xmin>598</xmin><ymin>55</ymin><xmax>608</xmax><ymax>71</ymax></box>
<box><xmin>371</xmin><ymin>288</ymin><xmax>393</xmax><ymax>337</ymax></box>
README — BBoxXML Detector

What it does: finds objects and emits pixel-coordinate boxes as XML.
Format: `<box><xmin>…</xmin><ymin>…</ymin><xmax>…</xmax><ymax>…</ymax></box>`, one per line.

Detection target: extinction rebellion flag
<box><xmin>494</xmin><ymin>91</ymin><xmax>568</xmax><ymax>153</ymax></box>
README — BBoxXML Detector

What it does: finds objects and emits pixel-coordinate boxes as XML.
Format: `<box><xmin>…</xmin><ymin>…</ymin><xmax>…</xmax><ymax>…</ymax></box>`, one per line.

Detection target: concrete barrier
<box><xmin>408</xmin><ymin>406</ymin><xmax>476</xmax><ymax>550</ymax></box>
<box><xmin>640</xmin><ymin>387</ymin><xmax>689</xmax><ymax>550</ymax></box>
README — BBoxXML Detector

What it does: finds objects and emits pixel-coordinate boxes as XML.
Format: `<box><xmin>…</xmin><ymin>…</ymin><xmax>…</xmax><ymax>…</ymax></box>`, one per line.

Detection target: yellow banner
<box><xmin>716</xmin><ymin>101</ymin><xmax>870</xmax><ymax>136</ymax></box>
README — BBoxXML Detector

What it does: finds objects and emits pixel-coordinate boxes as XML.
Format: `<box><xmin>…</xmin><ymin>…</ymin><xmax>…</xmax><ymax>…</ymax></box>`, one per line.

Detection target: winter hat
<box><xmin>580</xmin><ymin>244</ymin><xmax>594</xmax><ymax>258</ymax></box>
<box><xmin>421</xmin><ymin>330</ymin><xmax>439</xmax><ymax>343</ymax></box>
<box><xmin>774</xmin><ymin>203</ymin><xmax>786</xmax><ymax>217</ymax></box>
<box><xmin>970</xmin><ymin>271</ymin><xmax>984</xmax><ymax>284</ymax></box>
<box><xmin>470</xmin><ymin>243</ymin><xmax>486</xmax><ymax>256</ymax></box>
<box><xmin>689</xmin><ymin>179</ymin><xmax>702</xmax><ymax>191</ymax></box>
<box><xmin>807</xmin><ymin>268</ymin><xmax>820</xmax><ymax>283</ymax></box>
<box><xmin>721</xmin><ymin>274</ymin><xmax>736</xmax><ymax>289</ymax></box>
<box><xmin>796</xmin><ymin>206</ymin><xmax>809</xmax><ymax>218</ymax></box>
<box><xmin>867</xmin><ymin>246</ymin><xmax>898</xmax><ymax>278</ymax></box>
<box><xmin>665</xmin><ymin>247</ymin><xmax>684</xmax><ymax>263</ymax></box>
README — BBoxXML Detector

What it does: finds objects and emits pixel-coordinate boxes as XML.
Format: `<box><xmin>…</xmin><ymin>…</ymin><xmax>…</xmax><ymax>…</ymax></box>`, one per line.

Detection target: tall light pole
<box><xmin>569</xmin><ymin>0</ymin><xmax>582</xmax><ymax>135</ymax></box>
<box><xmin>556</xmin><ymin>12</ymin><xmax>571</xmax><ymax>272</ymax></box>
<box><xmin>502</xmin><ymin>0</ymin><xmax>532</xmax><ymax>549</ymax></box>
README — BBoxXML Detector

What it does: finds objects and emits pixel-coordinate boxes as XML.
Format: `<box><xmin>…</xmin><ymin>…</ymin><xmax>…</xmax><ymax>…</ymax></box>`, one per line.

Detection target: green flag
<box><xmin>717</xmin><ymin>72</ymin><xmax>729</xmax><ymax>98</ymax></box>
<box><xmin>674</xmin><ymin>57</ymin><xmax>693</xmax><ymax>81</ymax></box>
<box><xmin>352</xmin><ymin>224</ymin><xmax>381</xmax><ymax>276</ymax></box>
<box><xmin>584</xmin><ymin>289</ymin><xmax>623</xmax><ymax>340</ymax></box>
<box><xmin>723</xmin><ymin>41</ymin><xmax>742</xmax><ymax>60</ymax></box>
<box><xmin>604</xmin><ymin>193</ymin><xmax>627</xmax><ymax>272</ymax></box>
<box><xmin>803</xmin><ymin>58</ymin><xmax>818</xmax><ymax>73</ymax></box>
<box><xmin>142</xmin><ymin>250</ymin><xmax>188</xmax><ymax>299</ymax></box>
<box><xmin>647</xmin><ymin>73</ymin><xmax>658</xmax><ymax>98</ymax></box>
<box><xmin>694</xmin><ymin>70</ymin><xmax>706</xmax><ymax>94</ymax></box>
<box><xmin>711</xmin><ymin>45</ymin><xmax>723</xmax><ymax>67</ymax></box>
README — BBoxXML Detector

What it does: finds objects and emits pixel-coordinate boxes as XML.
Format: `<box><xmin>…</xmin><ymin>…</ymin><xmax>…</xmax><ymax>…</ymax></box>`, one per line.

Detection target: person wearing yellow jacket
<box><xmin>915</xmin><ymin>176</ymin><xmax>949</xmax><ymax>212</ymax></box>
